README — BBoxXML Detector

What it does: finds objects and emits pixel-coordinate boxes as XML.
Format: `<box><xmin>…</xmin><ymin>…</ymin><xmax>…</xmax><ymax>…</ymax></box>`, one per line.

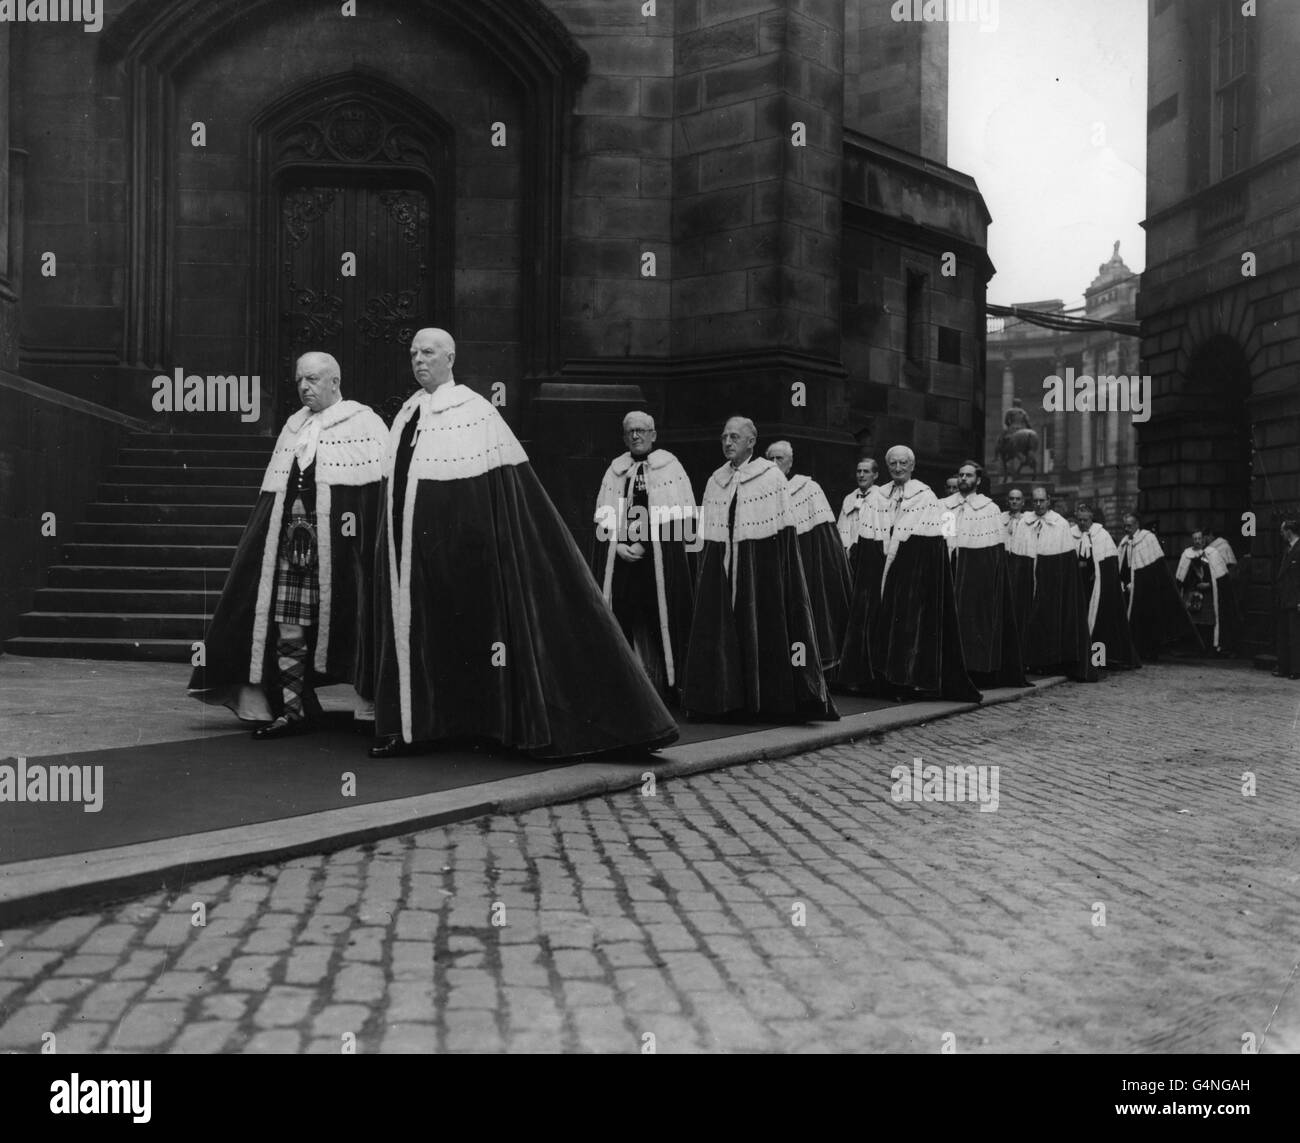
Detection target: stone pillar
<box><xmin>1001</xmin><ymin>358</ymin><xmax>1014</xmax><ymax>413</ymax></box>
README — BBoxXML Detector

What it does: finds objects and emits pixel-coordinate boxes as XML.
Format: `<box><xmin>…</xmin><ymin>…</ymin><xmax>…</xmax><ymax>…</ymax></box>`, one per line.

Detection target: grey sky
<box><xmin>947</xmin><ymin>0</ymin><xmax>1147</xmax><ymax>309</ymax></box>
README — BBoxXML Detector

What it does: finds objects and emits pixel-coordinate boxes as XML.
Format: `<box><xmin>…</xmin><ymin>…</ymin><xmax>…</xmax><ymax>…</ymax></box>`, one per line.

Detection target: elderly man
<box><xmin>1176</xmin><ymin>530</ymin><xmax>1237</xmax><ymax>656</ymax></box>
<box><xmin>592</xmin><ymin>411</ymin><xmax>697</xmax><ymax>701</ymax></box>
<box><xmin>1118</xmin><ymin>512</ymin><xmax>1200</xmax><ymax>662</ymax></box>
<box><xmin>1001</xmin><ymin>488</ymin><xmax>1027</xmax><ymax>548</ymax></box>
<box><xmin>838</xmin><ymin>457</ymin><xmax>879</xmax><ymax>554</ymax></box>
<box><xmin>765</xmin><ymin>440</ymin><xmax>852</xmax><ymax>677</ymax></box>
<box><xmin>941</xmin><ymin>460</ymin><xmax>1026</xmax><ymax>687</ymax></box>
<box><xmin>1072</xmin><ymin>503</ymin><xmax>1138</xmax><ymax>670</ymax></box>
<box><xmin>370</xmin><ymin>328</ymin><xmax>677</xmax><ymax>758</ymax></box>
<box><xmin>189</xmin><ymin>352</ymin><xmax>388</xmax><ymax>737</ymax></box>
<box><xmin>839</xmin><ymin>445</ymin><xmax>979</xmax><ymax>700</ymax></box>
<box><xmin>1007</xmin><ymin>486</ymin><xmax>1094</xmax><ymax>680</ymax></box>
<box><xmin>1274</xmin><ymin>519</ymin><xmax>1300</xmax><ymax>679</ymax></box>
<box><xmin>681</xmin><ymin>417</ymin><xmax>836</xmax><ymax>720</ymax></box>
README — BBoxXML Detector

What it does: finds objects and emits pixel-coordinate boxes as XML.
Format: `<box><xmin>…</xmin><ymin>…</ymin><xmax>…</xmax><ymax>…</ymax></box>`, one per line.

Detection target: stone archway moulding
<box><xmin>100</xmin><ymin>0</ymin><xmax>588</xmax><ymax>373</ymax></box>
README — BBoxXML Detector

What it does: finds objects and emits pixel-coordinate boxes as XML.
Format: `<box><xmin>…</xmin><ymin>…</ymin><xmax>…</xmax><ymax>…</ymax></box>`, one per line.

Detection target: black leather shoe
<box><xmin>252</xmin><ymin>716</ymin><xmax>310</xmax><ymax>740</ymax></box>
<box><xmin>369</xmin><ymin>736</ymin><xmax>413</xmax><ymax>758</ymax></box>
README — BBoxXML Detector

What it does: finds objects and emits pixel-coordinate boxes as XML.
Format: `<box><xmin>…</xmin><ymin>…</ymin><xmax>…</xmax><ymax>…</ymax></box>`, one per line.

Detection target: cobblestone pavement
<box><xmin>1</xmin><ymin>663</ymin><xmax>1297</xmax><ymax>1054</ymax></box>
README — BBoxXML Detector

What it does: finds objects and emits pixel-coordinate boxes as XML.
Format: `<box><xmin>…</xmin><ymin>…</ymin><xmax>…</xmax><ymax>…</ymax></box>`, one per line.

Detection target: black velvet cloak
<box><xmin>1008</xmin><ymin>511</ymin><xmax>1096</xmax><ymax>681</ymax></box>
<box><xmin>188</xmin><ymin>399</ymin><xmax>389</xmax><ymax>720</ymax></box>
<box><xmin>591</xmin><ymin>449</ymin><xmax>697</xmax><ymax>699</ymax></box>
<box><xmin>1073</xmin><ymin>525</ymin><xmax>1139</xmax><ymax>669</ymax></box>
<box><xmin>787</xmin><ymin>475</ymin><xmax>851</xmax><ymax>675</ymax></box>
<box><xmin>1120</xmin><ymin>530</ymin><xmax>1202</xmax><ymax>660</ymax></box>
<box><xmin>839</xmin><ymin>480</ymin><xmax>981</xmax><ymax>701</ymax></box>
<box><xmin>680</xmin><ymin>458</ymin><xmax>837</xmax><ymax>720</ymax></box>
<box><xmin>374</xmin><ymin>382</ymin><xmax>677</xmax><ymax>758</ymax></box>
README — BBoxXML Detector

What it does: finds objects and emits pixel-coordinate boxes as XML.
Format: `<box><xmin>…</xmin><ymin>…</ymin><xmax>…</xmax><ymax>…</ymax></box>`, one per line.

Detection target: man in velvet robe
<box><xmin>1071</xmin><ymin>503</ymin><xmax>1139</xmax><ymax>670</ymax></box>
<box><xmin>838</xmin><ymin>445</ymin><xmax>980</xmax><ymax>701</ymax></box>
<box><xmin>188</xmin><ymin>352</ymin><xmax>388</xmax><ymax>738</ymax></box>
<box><xmin>369</xmin><ymin>328</ymin><xmax>678</xmax><ymax>759</ymax></box>
<box><xmin>1176</xmin><ymin>531</ymin><xmax>1237</xmax><ymax>656</ymax></box>
<box><xmin>1118</xmin><ymin>513</ymin><xmax>1201</xmax><ymax>662</ymax></box>
<box><xmin>1006</xmin><ymin>487</ymin><xmax>1095</xmax><ymax>681</ymax></box>
<box><xmin>942</xmin><ymin>461</ymin><xmax>1026</xmax><ymax>689</ymax></box>
<box><xmin>592</xmin><ymin>411</ymin><xmax>697</xmax><ymax>702</ymax></box>
<box><xmin>765</xmin><ymin>440</ymin><xmax>851</xmax><ymax>677</ymax></box>
<box><xmin>679</xmin><ymin>417</ymin><xmax>837</xmax><ymax>721</ymax></box>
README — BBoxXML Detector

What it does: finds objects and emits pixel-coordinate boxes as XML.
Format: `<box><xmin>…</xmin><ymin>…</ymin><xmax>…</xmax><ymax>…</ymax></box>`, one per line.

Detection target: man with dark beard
<box><xmin>838</xmin><ymin>445</ymin><xmax>979</xmax><ymax>701</ymax></box>
<box><xmin>680</xmin><ymin>417</ymin><xmax>837</xmax><ymax>721</ymax></box>
<box><xmin>1071</xmin><ymin>503</ymin><xmax>1139</xmax><ymax>670</ymax></box>
<box><xmin>369</xmin><ymin>328</ymin><xmax>677</xmax><ymax>759</ymax></box>
<box><xmin>592</xmin><ymin>411</ymin><xmax>697</xmax><ymax>702</ymax></box>
<box><xmin>942</xmin><ymin>460</ymin><xmax>1026</xmax><ymax>688</ymax></box>
<box><xmin>1007</xmin><ymin>487</ymin><xmax>1095</xmax><ymax>681</ymax></box>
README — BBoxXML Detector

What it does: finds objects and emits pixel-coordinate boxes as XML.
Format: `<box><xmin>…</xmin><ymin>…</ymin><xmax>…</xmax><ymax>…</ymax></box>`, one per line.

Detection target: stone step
<box><xmin>126</xmin><ymin>432</ymin><xmax>275</xmax><ymax>452</ymax></box>
<box><xmin>59</xmin><ymin>543</ymin><xmax>239</xmax><ymax>568</ymax></box>
<box><xmin>118</xmin><ymin>448</ymin><xmax>273</xmax><ymax>468</ymax></box>
<box><xmin>74</xmin><ymin>521</ymin><xmax>247</xmax><ymax>546</ymax></box>
<box><xmin>108</xmin><ymin>466</ymin><xmax>264</xmax><ymax>485</ymax></box>
<box><xmin>1</xmin><ymin>636</ymin><xmax>194</xmax><ymax>663</ymax></box>
<box><xmin>98</xmin><ymin>483</ymin><xmax>261</xmax><ymax>506</ymax></box>
<box><xmin>48</xmin><ymin>566</ymin><xmax>233</xmax><ymax>590</ymax></box>
<box><xmin>18</xmin><ymin>612</ymin><xmax>213</xmax><ymax>639</ymax></box>
<box><xmin>85</xmin><ymin>502</ymin><xmax>254</xmax><ymax>526</ymax></box>
<box><xmin>32</xmin><ymin>588</ymin><xmax>224</xmax><ymax>614</ymax></box>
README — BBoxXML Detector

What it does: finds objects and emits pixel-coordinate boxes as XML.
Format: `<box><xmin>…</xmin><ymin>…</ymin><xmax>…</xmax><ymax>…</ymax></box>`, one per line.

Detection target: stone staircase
<box><xmin>3</xmin><ymin>432</ymin><xmax>272</xmax><ymax>662</ymax></box>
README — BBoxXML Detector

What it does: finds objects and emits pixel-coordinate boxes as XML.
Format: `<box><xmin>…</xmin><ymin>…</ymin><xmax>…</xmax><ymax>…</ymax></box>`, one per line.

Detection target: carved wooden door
<box><xmin>277</xmin><ymin>179</ymin><xmax>431</xmax><ymax>421</ymax></box>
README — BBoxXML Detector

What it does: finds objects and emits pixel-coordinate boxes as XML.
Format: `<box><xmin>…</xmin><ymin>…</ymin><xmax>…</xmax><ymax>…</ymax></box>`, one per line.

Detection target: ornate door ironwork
<box><xmin>278</xmin><ymin>180</ymin><xmax>432</xmax><ymax>422</ymax></box>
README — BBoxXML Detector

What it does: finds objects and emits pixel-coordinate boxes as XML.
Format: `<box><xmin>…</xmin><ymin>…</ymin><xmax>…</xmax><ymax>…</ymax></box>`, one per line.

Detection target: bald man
<box><xmin>592</xmin><ymin>411</ymin><xmax>698</xmax><ymax>701</ymax></box>
<box><xmin>190</xmin><ymin>351</ymin><xmax>390</xmax><ymax>737</ymax></box>
<box><xmin>765</xmin><ymin>440</ymin><xmax>852</xmax><ymax>677</ymax></box>
<box><xmin>681</xmin><ymin>417</ymin><xmax>837</xmax><ymax>720</ymax></box>
<box><xmin>370</xmin><ymin>329</ymin><xmax>677</xmax><ymax>758</ymax></box>
<box><xmin>838</xmin><ymin>445</ymin><xmax>979</xmax><ymax>701</ymax></box>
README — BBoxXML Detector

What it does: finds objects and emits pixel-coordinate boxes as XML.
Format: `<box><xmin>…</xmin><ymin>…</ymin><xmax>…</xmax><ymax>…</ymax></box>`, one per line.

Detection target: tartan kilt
<box><xmin>272</xmin><ymin>517</ymin><xmax>320</xmax><ymax>626</ymax></box>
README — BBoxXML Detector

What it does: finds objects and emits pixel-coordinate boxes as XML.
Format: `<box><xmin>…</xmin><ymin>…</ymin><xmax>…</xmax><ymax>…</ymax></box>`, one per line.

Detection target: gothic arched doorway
<box><xmin>253</xmin><ymin>76</ymin><xmax>455</xmax><ymax>422</ymax></box>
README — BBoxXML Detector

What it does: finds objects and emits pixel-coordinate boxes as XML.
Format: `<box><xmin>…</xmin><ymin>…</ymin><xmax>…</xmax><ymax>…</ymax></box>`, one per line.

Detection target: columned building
<box><xmin>1141</xmin><ymin>0</ymin><xmax>1300</xmax><ymax>659</ymax></box>
<box><xmin>0</xmin><ymin>0</ymin><xmax>989</xmax><ymax>658</ymax></box>
<box><xmin>985</xmin><ymin>244</ymin><xmax>1140</xmax><ymax>529</ymax></box>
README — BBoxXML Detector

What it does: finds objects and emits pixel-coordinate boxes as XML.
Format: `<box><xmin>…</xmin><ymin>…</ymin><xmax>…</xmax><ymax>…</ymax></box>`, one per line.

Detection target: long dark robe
<box><xmin>189</xmin><ymin>479</ymin><xmax>381</xmax><ymax>716</ymax></box>
<box><xmin>1009</xmin><ymin>549</ymin><xmax>1096</xmax><ymax>681</ymax></box>
<box><xmin>1123</xmin><ymin>556</ymin><xmax>1202</xmax><ymax>661</ymax></box>
<box><xmin>838</xmin><ymin>538</ymin><xmax>885</xmax><ymax>689</ymax></box>
<box><xmin>840</xmin><ymin>535</ymin><xmax>981</xmax><ymax>701</ymax></box>
<box><xmin>952</xmin><ymin>545</ymin><xmax>1028</xmax><ymax>687</ymax></box>
<box><xmin>590</xmin><ymin>465</ymin><xmax>695</xmax><ymax>701</ymax></box>
<box><xmin>680</xmin><ymin>526</ymin><xmax>838</xmax><ymax>721</ymax></box>
<box><xmin>1080</xmin><ymin>551</ymin><xmax>1140</xmax><ymax>669</ymax></box>
<box><xmin>799</xmin><ymin>521</ymin><xmax>852</xmax><ymax>676</ymax></box>
<box><xmin>375</xmin><ymin>436</ymin><xmax>678</xmax><ymax>758</ymax></box>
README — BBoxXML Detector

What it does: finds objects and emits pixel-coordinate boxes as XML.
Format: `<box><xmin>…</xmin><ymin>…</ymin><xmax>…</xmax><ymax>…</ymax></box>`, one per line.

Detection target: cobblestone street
<box><xmin>1</xmin><ymin>663</ymin><xmax>1297</xmax><ymax>1054</ymax></box>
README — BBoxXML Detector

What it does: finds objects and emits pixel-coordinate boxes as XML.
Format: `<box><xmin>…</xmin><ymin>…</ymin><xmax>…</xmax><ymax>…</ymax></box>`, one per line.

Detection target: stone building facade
<box><xmin>0</xmin><ymin>0</ymin><xmax>990</xmax><ymax>657</ymax></box>
<box><xmin>985</xmin><ymin>243</ymin><xmax>1141</xmax><ymax>529</ymax></box>
<box><xmin>1141</xmin><ymin>0</ymin><xmax>1300</xmax><ymax>659</ymax></box>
